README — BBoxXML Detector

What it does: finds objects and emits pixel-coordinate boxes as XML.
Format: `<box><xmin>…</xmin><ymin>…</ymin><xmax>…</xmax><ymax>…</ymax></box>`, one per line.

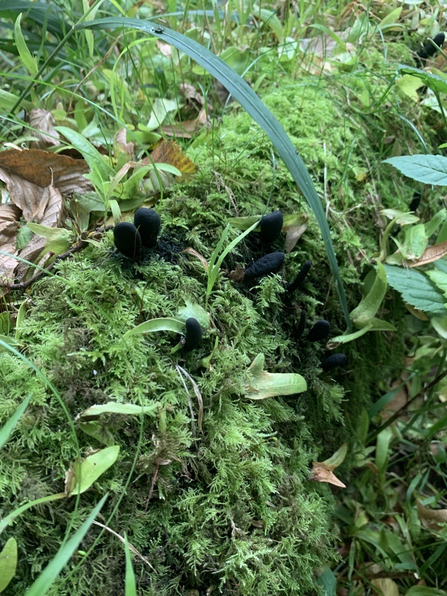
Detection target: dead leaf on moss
<box><xmin>417</xmin><ymin>499</ymin><xmax>447</xmax><ymax>530</ymax></box>
<box><xmin>162</xmin><ymin>108</ymin><xmax>209</xmax><ymax>139</ymax></box>
<box><xmin>407</xmin><ymin>239</ymin><xmax>447</xmax><ymax>267</ymax></box>
<box><xmin>282</xmin><ymin>213</ymin><xmax>308</xmax><ymax>253</ymax></box>
<box><xmin>0</xmin><ymin>148</ymin><xmax>90</xmax><ymax>195</ymax></box>
<box><xmin>145</xmin><ymin>140</ymin><xmax>198</xmax><ymax>176</ymax></box>
<box><xmin>310</xmin><ymin>443</ymin><xmax>347</xmax><ymax>488</ymax></box>
<box><xmin>114</xmin><ymin>128</ymin><xmax>134</xmax><ymax>158</ymax></box>
<box><xmin>0</xmin><ymin>204</ymin><xmax>21</xmax><ymax>284</ymax></box>
<box><xmin>180</xmin><ymin>83</ymin><xmax>207</xmax><ymax>107</ymax></box>
<box><xmin>29</xmin><ymin>108</ymin><xmax>61</xmax><ymax>148</ymax></box>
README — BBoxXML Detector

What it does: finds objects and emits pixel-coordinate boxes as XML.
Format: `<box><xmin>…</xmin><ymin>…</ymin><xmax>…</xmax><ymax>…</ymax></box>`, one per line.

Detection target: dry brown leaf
<box><xmin>417</xmin><ymin>499</ymin><xmax>447</xmax><ymax>530</ymax></box>
<box><xmin>407</xmin><ymin>239</ymin><xmax>447</xmax><ymax>267</ymax></box>
<box><xmin>371</xmin><ymin>578</ymin><xmax>399</xmax><ymax>596</ymax></box>
<box><xmin>183</xmin><ymin>247</ymin><xmax>209</xmax><ymax>272</ymax></box>
<box><xmin>284</xmin><ymin>221</ymin><xmax>308</xmax><ymax>253</ymax></box>
<box><xmin>162</xmin><ymin>109</ymin><xmax>209</xmax><ymax>139</ymax></box>
<box><xmin>309</xmin><ymin>462</ymin><xmax>346</xmax><ymax>488</ymax></box>
<box><xmin>29</xmin><ymin>109</ymin><xmax>61</xmax><ymax>148</ymax></box>
<box><xmin>144</xmin><ymin>140</ymin><xmax>198</xmax><ymax>176</ymax></box>
<box><xmin>0</xmin><ymin>148</ymin><xmax>90</xmax><ymax>194</ymax></box>
<box><xmin>180</xmin><ymin>83</ymin><xmax>207</xmax><ymax>106</ymax></box>
<box><xmin>0</xmin><ymin>203</ymin><xmax>21</xmax><ymax>284</ymax></box>
<box><xmin>114</xmin><ymin>128</ymin><xmax>134</xmax><ymax>158</ymax></box>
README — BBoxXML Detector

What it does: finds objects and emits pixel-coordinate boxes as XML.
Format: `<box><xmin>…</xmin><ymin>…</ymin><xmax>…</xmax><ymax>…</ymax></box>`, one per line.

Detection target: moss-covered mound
<box><xmin>0</xmin><ymin>79</ymin><xmax>418</xmax><ymax>595</ymax></box>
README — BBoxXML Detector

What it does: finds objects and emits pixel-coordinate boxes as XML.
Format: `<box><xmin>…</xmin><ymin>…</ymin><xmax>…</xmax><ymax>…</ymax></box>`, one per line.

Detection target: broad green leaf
<box><xmin>396</xmin><ymin>75</ymin><xmax>425</xmax><ymax>102</ymax></box>
<box><xmin>317</xmin><ymin>567</ymin><xmax>337</xmax><ymax>596</ymax></box>
<box><xmin>69</xmin><ymin>446</ymin><xmax>120</xmax><ymax>495</ymax></box>
<box><xmin>376</xmin><ymin>427</ymin><xmax>393</xmax><ymax>473</ymax></box>
<box><xmin>0</xmin><ymin>393</ymin><xmax>32</xmax><ymax>450</ymax></box>
<box><xmin>252</xmin><ymin>4</ymin><xmax>284</xmax><ymax>40</ymax></box>
<box><xmin>384</xmin><ymin>264</ymin><xmax>447</xmax><ymax>315</ymax></box>
<box><xmin>378</xmin><ymin>7</ymin><xmax>402</xmax><ymax>29</ymax></box>
<box><xmin>25</xmin><ymin>495</ymin><xmax>107</xmax><ymax>596</ymax></box>
<box><xmin>0</xmin><ymin>89</ymin><xmax>33</xmax><ymax>113</ymax></box>
<box><xmin>404</xmin><ymin>223</ymin><xmax>428</xmax><ymax>259</ymax></box>
<box><xmin>123</xmin><ymin>317</ymin><xmax>184</xmax><ymax>339</ymax></box>
<box><xmin>398</xmin><ymin>65</ymin><xmax>447</xmax><ymax>95</ymax></box>
<box><xmin>350</xmin><ymin>262</ymin><xmax>388</xmax><ymax>328</ymax></box>
<box><xmin>15</xmin><ymin>299</ymin><xmax>28</xmax><ymax>341</ymax></box>
<box><xmin>383</xmin><ymin>154</ymin><xmax>447</xmax><ymax>186</ymax></box>
<box><xmin>145</xmin><ymin>98</ymin><xmax>178</xmax><ymax>131</ymax></box>
<box><xmin>77</xmin><ymin>17</ymin><xmax>351</xmax><ymax>329</ymax></box>
<box><xmin>124</xmin><ymin>535</ymin><xmax>137</xmax><ymax>596</ymax></box>
<box><xmin>427</xmin><ymin>270</ymin><xmax>447</xmax><ymax>299</ymax></box>
<box><xmin>79</xmin><ymin>402</ymin><xmax>158</xmax><ymax>419</ymax></box>
<box><xmin>327</xmin><ymin>324</ymin><xmax>373</xmax><ymax>348</ymax></box>
<box><xmin>425</xmin><ymin>209</ymin><xmax>447</xmax><ymax>238</ymax></box>
<box><xmin>381</xmin><ymin>209</ymin><xmax>420</xmax><ymax>225</ymax></box>
<box><xmin>176</xmin><ymin>301</ymin><xmax>210</xmax><ymax>329</ymax></box>
<box><xmin>79</xmin><ymin>421</ymin><xmax>115</xmax><ymax>446</ymax></box>
<box><xmin>431</xmin><ymin>316</ymin><xmax>447</xmax><ymax>339</ymax></box>
<box><xmin>323</xmin><ymin>443</ymin><xmax>347</xmax><ymax>468</ymax></box>
<box><xmin>55</xmin><ymin>126</ymin><xmax>115</xmax><ymax>183</ymax></box>
<box><xmin>14</xmin><ymin>14</ymin><xmax>38</xmax><ymax>77</ymax></box>
<box><xmin>245</xmin><ymin>353</ymin><xmax>306</xmax><ymax>399</ymax></box>
<box><xmin>219</xmin><ymin>46</ymin><xmax>250</xmax><ymax>75</ymax></box>
<box><xmin>405</xmin><ymin>587</ymin><xmax>447</xmax><ymax>595</ymax></box>
<box><xmin>27</xmin><ymin>223</ymin><xmax>73</xmax><ymax>254</ymax></box>
<box><xmin>0</xmin><ymin>537</ymin><xmax>17</xmax><ymax>593</ymax></box>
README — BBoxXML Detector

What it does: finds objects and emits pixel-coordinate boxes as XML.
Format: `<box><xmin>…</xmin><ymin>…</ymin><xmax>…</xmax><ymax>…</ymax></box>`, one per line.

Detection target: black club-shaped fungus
<box><xmin>417</xmin><ymin>32</ymin><xmax>445</xmax><ymax>61</ymax></box>
<box><xmin>183</xmin><ymin>317</ymin><xmax>202</xmax><ymax>352</ymax></box>
<box><xmin>306</xmin><ymin>319</ymin><xmax>331</xmax><ymax>342</ymax></box>
<box><xmin>260</xmin><ymin>210</ymin><xmax>283</xmax><ymax>243</ymax></box>
<box><xmin>114</xmin><ymin>222</ymin><xmax>141</xmax><ymax>259</ymax></box>
<box><xmin>134</xmin><ymin>208</ymin><xmax>161</xmax><ymax>248</ymax></box>
<box><xmin>321</xmin><ymin>353</ymin><xmax>347</xmax><ymax>372</ymax></box>
<box><xmin>244</xmin><ymin>252</ymin><xmax>285</xmax><ymax>282</ymax></box>
<box><xmin>296</xmin><ymin>310</ymin><xmax>306</xmax><ymax>339</ymax></box>
<box><xmin>287</xmin><ymin>260</ymin><xmax>312</xmax><ymax>293</ymax></box>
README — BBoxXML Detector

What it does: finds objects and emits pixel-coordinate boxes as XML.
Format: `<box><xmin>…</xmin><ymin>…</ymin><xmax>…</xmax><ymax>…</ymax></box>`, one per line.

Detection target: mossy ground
<box><xmin>0</xmin><ymin>76</ymin><xmax>431</xmax><ymax>595</ymax></box>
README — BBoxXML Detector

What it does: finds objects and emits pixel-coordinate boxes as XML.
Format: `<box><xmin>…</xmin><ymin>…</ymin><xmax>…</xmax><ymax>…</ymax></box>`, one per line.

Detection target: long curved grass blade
<box><xmin>25</xmin><ymin>495</ymin><xmax>108</xmax><ymax>596</ymax></box>
<box><xmin>75</xmin><ymin>18</ymin><xmax>351</xmax><ymax>328</ymax></box>
<box><xmin>0</xmin><ymin>393</ymin><xmax>32</xmax><ymax>450</ymax></box>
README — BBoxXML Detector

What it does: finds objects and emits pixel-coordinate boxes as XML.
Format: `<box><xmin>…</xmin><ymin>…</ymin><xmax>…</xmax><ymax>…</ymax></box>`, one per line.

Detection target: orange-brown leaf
<box><xmin>408</xmin><ymin>239</ymin><xmax>447</xmax><ymax>267</ymax></box>
<box><xmin>309</xmin><ymin>462</ymin><xmax>346</xmax><ymax>488</ymax></box>
<box><xmin>146</xmin><ymin>140</ymin><xmax>198</xmax><ymax>176</ymax></box>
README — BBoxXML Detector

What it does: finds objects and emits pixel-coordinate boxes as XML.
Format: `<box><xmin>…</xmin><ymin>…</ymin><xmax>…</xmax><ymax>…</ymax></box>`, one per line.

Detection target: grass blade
<box><xmin>76</xmin><ymin>17</ymin><xmax>351</xmax><ymax>329</ymax></box>
<box><xmin>0</xmin><ymin>393</ymin><xmax>32</xmax><ymax>450</ymax></box>
<box><xmin>25</xmin><ymin>495</ymin><xmax>108</xmax><ymax>596</ymax></box>
<box><xmin>124</xmin><ymin>534</ymin><xmax>137</xmax><ymax>596</ymax></box>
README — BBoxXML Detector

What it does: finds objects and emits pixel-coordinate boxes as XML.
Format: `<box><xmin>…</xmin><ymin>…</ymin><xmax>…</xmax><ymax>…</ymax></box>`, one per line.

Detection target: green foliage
<box><xmin>384</xmin><ymin>264</ymin><xmax>447</xmax><ymax>315</ymax></box>
<box><xmin>384</xmin><ymin>154</ymin><xmax>447</xmax><ymax>186</ymax></box>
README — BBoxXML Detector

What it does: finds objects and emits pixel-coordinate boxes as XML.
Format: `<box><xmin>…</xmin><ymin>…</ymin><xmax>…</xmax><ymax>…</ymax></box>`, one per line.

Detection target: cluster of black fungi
<box><xmin>113</xmin><ymin>208</ymin><xmax>347</xmax><ymax>372</ymax></box>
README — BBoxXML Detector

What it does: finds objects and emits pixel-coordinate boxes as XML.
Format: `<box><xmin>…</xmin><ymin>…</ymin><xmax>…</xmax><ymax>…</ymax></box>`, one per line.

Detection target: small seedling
<box><xmin>287</xmin><ymin>260</ymin><xmax>311</xmax><ymax>293</ymax></box>
<box><xmin>244</xmin><ymin>252</ymin><xmax>285</xmax><ymax>282</ymax></box>
<box><xmin>321</xmin><ymin>353</ymin><xmax>347</xmax><ymax>372</ymax></box>
<box><xmin>114</xmin><ymin>222</ymin><xmax>141</xmax><ymax>259</ymax></box>
<box><xmin>134</xmin><ymin>208</ymin><xmax>161</xmax><ymax>248</ymax></box>
<box><xmin>183</xmin><ymin>317</ymin><xmax>202</xmax><ymax>351</ymax></box>
<box><xmin>306</xmin><ymin>320</ymin><xmax>331</xmax><ymax>342</ymax></box>
<box><xmin>260</xmin><ymin>210</ymin><xmax>283</xmax><ymax>243</ymax></box>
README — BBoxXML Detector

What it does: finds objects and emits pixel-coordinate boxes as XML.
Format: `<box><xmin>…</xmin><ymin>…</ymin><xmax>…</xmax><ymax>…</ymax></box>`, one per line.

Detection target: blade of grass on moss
<box><xmin>0</xmin><ymin>392</ymin><xmax>32</xmax><ymax>450</ymax></box>
<box><xmin>75</xmin><ymin>17</ymin><xmax>351</xmax><ymax>329</ymax></box>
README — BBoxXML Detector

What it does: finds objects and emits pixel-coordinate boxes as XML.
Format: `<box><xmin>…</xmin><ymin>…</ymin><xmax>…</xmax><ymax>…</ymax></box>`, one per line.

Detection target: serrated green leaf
<box><xmin>245</xmin><ymin>353</ymin><xmax>307</xmax><ymax>399</ymax></box>
<box><xmin>384</xmin><ymin>264</ymin><xmax>447</xmax><ymax>315</ymax></box>
<box><xmin>0</xmin><ymin>537</ymin><xmax>17</xmax><ymax>592</ymax></box>
<box><xmin>69</xmin><ymin>446</ymin><xmax>119</xmax><ymax>496</ymax></box>
<box><xmin>384</xmin><ymin>154</ymin><xmax>447</xmax><ymax>185</ymax></box>
<box><xmin>350</xmin><ymin>262</ymin><xmax>388</xmax><ymax>328</ymax></box>
<box><xmin>123</xmin><ymin>317</ymin><xmax>184</xmax><ymax>339</ymax></box>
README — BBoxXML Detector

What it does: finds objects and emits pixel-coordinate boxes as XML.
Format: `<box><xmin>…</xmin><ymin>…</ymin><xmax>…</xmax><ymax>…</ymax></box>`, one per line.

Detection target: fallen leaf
<box><xmin>417</xmin><ymin>499</ymin><xmax>447</xmax><ymax>530</ymax></box>
<box><xmin>180</xmin><ymin>83</ymin><xmax>207</xmax><ymax>107</ymax></box>
<box><xmin>0</xmin><ymin>203</ymin><xmax>21</xmax><ymax>284</ymax></box>
<box><xmin>162</xmin><ymin>108</ymin><xmax>209</xmax><ymax>138</ymax></box>
<box><xmin>407</xmin><ymin>239</ymin><xmax>447</xmax><ymax>267</ymax></box>
<box><xmin>309</xmin><ymin>462</ymin><xmax>346</xmax><ymax>488</ymax></box>
<box><xmin>183</xmin><ymin>247</ymin><xmax>209</xmax><ymax>272</ymax></box>
<box><xmin>29</xmin><ymin>108</ymin><xmax>61</xmax><ymax>148</ymax></box>
<box><xmin>0</xmin><ymin>148</ymin><xmax>91</xmax><ymax>195</ymax></box>
<box><xmin>114</xmin><ymin>128</ymin><xmax>134</xmax><ymax>158</ymax></box>
<box><xmin>145</xmin><ymin>140</ymin><xmax>198</xmax><ymax>176</ymax></box>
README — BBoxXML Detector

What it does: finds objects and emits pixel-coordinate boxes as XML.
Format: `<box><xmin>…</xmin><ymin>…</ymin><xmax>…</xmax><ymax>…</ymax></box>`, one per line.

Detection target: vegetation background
<box><xmin>1</xmin><ymin>0</ymin><xmax>447</xmax><ymax>595</ymax></box>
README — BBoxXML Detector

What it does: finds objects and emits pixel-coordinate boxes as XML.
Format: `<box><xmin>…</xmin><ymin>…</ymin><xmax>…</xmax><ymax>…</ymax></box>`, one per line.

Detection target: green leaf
<box><xmin>14</xmin><ymin>13</ymin><xmax>38</xmax><ymax>77</ymax></box>
<box><xmin>378</xmin><ymin>7</ymin><xmax>402</xmax><ymax>29</ymax></box>
<box><xmin>317</xmin><ymin>567</ymin><xmax>337</xmax><ymax>596</ymax></box>
<box><xmin>0</xmin><ymin>393</ymin><xmax>32</xmax><ymax>450</ymax></box>
<box><xmin>252</xmin><ymin>4</ymin><xmax>284</xmax><ymax>40</ymax></box>
<box><xmin>27</xmin><ymin>223</ymin><xmax>72</xmax><ymax>254</ymax></box>
<box><xmin>384</xmin><ymin>264</ymin><xmax>447</xmax><ymax>315</ymax></box>
<box><xmin>396</xmin><ymin>74</ymin><xmax>425</xmax><ymax>101</ymax></box>
<box><xmin>77</xmin><ymin>17</ymin><xmax>351</xmax><ymax>329</ymax></box>
<box><xmin>79</xmin><ymin>402</ymin><xmax>158</xmax><ymax>419</ymax></box>
<box><xmin>323</xmin><ymin>443</ymin><xmax>347</xmax><ymax>467</ymax></box>
<box><xmin>245</xmin><ymin>353</ymin><xmax>307</xmax><ymax>399</ymax></box>
<box><xmin>426</xmin><ymin>270</ymin><xmax>447</xmax><ymax>299</ymax></box>
<box><xmin>398</xmin><ymin>65</ymin><xmax>447</xmax><ymax>95</ymax></box>
<box><xmin>382</xmin><ymin>209</ymin><xmax>420</xmax><ymax>225</ymax></box>
<box><xmin>124</xmin><ymin>535</ymin><xmax>137</xmax><ymax>596</ymax></box>
<box><xmin>0</xmin><ymin>494</ymin><xmax>66</xmax><ymax>536</ymax></box>
<box><xmin>383</xmin><ymin>155</ymin><xmax>447</xmax><ymax>185</ymax></box>
<box><xmin>123</xmin><ymin>317</ymin><xmax>184</xmax><ymax>339</ymax></box>
<box><xmin>404</xmin><ymin>223</ymin><xmax>428</xmax><ymax>259</ymax></box>
<box><xmin>405</xmin><ymin>587</ymin><xmax>447</xmax><ymax>596</ymax></box>
<box><xmin>25</xmin><ymin>495</ymin><xmax>107</xmax><ymax>596</ymax></box>
<box><xmin>350</xmin><ymin>262</ymin><xmax>388</xmax><ymax>328</ymax></box>
<box><xmin>0</xmin><ymin>537</ymin><xmax>17</xmax><ymax>593</ymax></box>
<box><xmin>176</xmin><ymin>301</ymin><xmax>210</xmax><ymax>329</ymax></box>
<box><xmin>0</xmin><ymin>89</ymin><xmax>33</xmax><ymax>113</ymax></box>
<box><xmin>425</xmin><ymin>209</ymin><xmax>447</xmax><ymax>238</ymax></box>
<box><xmin>227</xmin><ymin>216</ymin><xmax>260</xmax><ymax>230</ymax></box>
<box><xmin>69</xmin><ymin>446</ymin><xmax>120</xmax><ymax>496</ymax></box>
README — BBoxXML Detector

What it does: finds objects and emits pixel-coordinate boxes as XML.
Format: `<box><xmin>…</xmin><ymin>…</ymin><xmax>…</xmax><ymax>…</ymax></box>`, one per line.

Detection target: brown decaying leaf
<box><xmin>284</xmin><ymin>221</ymin><xmax>308</xmax><ymax>253</ymax></box>
<box><xmin>183</xmin><ymin>247</ymin><xmax>209</xmax><ymax>272</ymax></box>
<box><xmin>417</xmin><ymin>499</ymin><xmax>447</xmax><ymax>531</ymax></box>
<box><xmin>180</xmin><ymin>83</ymin><xmax>207</xmax><ymax>107</ymax></box>
<box><xmin>162</xmin><ymin>108</ymin><xmax>209</xmax><ymax>139</ymax></box>
<box><xmin>143</xmin><ymin>140</ymin><xmax>198</xmax><ymax>176</ymax></box>
<box><xmin>407</xmin><ymin>239</ymin><xmax>447</xmax><ymax>267</ymax></box>
<box><xmin>0</xmin><ymin>148</ymin><xmax>90</xmax><ymax>194</ymax></box>
<box><xmin>29</xmin><ymin>109</ymin><xmax>61</xmax><ymax>148</ymax></box>
<box><xmin>0</xmin><ymin>203</ymin><xmax>21</xmax><ymax>283</ymax></box>
<box><xmin>309</xmin><ymin>462</ymin><xmax>346</xmax><ymax>488</ymax></box>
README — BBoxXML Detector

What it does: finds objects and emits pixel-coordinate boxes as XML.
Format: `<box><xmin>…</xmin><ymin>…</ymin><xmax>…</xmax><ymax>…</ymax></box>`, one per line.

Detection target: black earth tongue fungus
<box><xmin>321</xmin><ymin>353</ymin><xmax>347</xmax><ymax>373</ymax></box>
<box><xmin>183</xmin><ymin>317</ymin><xmax>202</xmax><ymax>352</ymax></box>
<box><xmin>134</xmin><ymin>208</ymin><xmax>161</xmax><ymax>248</ymax></box>
<box><xmin>409</xmin><ymin>190</ymin><xmax>422</xmax><ymax>212</ymax></box>
<box><xmin>287</xmin><ymin>260</ymin><xmax>312</xmax><ymax>294</ymax></box>
<box><xmin>296</xmin><ymin>309</ymin><xmax>306</xmax><ymax>339</ymax></box>
<box><xmin>260</xmin><ymin>210</ymin><xmax>283</xmax><ymax>243</ymax></box>
<box><xmin>306</xmin><ymin>319</ymin><xmax>331</xmax><ymax>343</ymax></box>
<box><xmin>113</xmin><ymin>222</ymin><xmax>142</xmax><ymax>259</ymax></box>
<box><xmin>244</xmin><ymin>252</ymin><xmax>285</xmax><ymax>283</ymax></box>
<box><xmin>416</xmin><ymin>32</ymin><xmax>445</xmax><ymax>63</ymax></box>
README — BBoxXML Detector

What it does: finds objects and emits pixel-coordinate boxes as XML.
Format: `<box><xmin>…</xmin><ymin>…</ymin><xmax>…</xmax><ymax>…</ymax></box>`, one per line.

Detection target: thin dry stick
<box><xmin>176</xmin><ymin>364</ymin><xmax>203</xmax><ymax>432</ymax></box>
<box><xmin>93</xmin><ymin>521</ymin><xmax>156</xmax><ymax>571</ymax></box>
